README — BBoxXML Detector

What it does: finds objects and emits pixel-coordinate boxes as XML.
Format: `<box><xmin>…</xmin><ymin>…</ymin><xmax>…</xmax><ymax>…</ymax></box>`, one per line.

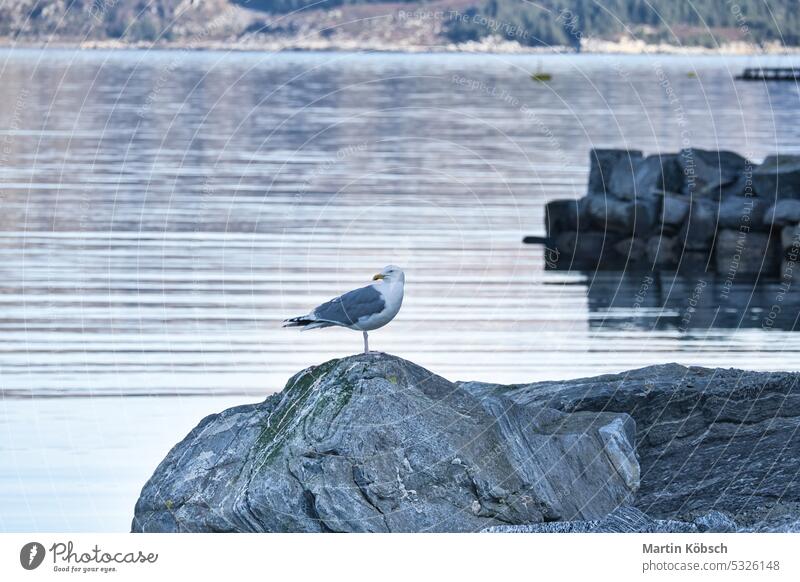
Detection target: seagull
<box><xmin>283</xmin><ymin>266</ymin><xmax>405</xmax><ymax>354</ymax></box>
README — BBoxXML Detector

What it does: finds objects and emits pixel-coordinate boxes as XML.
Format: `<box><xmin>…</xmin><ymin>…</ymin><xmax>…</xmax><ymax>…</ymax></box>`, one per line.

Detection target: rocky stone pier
<box><xmin>538</xmin><ymin>149</ymin><xmax>800</xmax><ymax>276</ymax></box>
<box><xmin>132</xmin><ymin>353</ymin><xmax>800</xmax><ymax>533</ymax></box>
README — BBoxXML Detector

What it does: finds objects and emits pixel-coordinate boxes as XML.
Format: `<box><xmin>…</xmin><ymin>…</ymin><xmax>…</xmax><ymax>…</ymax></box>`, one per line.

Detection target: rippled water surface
<box><xmin>1</xmin><ymin>49</ymin><xmax>800</xmax><ymax>530</ymax></box>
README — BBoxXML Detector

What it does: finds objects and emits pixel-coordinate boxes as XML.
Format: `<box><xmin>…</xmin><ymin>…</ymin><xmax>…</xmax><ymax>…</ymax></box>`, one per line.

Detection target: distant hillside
<box><xmin>444</xmin><ymin>0</ymin><xmax>800</xmax><ymax>47</ymax></box>
<box><xmin>1</xmin><ymin>0</ymin><xmax>798</xmax><ymax>50</ymax></box>
<box><xmin>0</xmin><ymin>0</ymin><xmax>241</xmax><ymax>41</ymax></box>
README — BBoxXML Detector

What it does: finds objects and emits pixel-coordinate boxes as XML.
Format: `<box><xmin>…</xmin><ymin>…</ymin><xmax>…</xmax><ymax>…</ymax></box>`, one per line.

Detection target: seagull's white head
<box><xmin>373</xmin><ymin>265</ymin><xmax>404</xmax><ymax>284</ymax></box>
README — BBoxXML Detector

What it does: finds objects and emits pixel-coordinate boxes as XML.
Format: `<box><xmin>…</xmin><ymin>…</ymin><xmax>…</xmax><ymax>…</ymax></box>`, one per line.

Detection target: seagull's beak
<box><xmin>372</xmin><ymin>273</ymin><xmax>385</xmax><ymax>281</ymax></box>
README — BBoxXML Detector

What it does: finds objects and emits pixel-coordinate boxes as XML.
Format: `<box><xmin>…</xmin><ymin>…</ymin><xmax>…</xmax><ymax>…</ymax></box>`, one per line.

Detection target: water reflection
<box><xmin>582</xmin><ymin>271</ymin><xmax>799</xmax><ymax>331</ymax></box>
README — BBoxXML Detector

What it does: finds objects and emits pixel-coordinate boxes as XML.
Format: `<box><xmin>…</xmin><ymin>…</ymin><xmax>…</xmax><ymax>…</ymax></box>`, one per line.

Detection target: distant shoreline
<box><xmin>2</xmin><ymin>37</ymin><xmax>800</xmax><ymax>56</ymax></box>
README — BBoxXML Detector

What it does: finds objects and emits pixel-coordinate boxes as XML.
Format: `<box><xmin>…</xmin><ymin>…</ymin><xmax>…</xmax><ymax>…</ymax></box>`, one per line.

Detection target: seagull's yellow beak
<box><xmin>372</xmin><ymin>273</ymin><xmax>385</xmax><ymax>281</ymax></box>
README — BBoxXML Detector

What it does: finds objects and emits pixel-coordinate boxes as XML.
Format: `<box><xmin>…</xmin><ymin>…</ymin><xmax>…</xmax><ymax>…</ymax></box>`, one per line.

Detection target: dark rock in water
<box><xmin>677</xmin><ymin>251</ymin><xmax>714</xmax><ymax>273</ymax></box>
<box><xmin>645</xmin><ymin>235</ymin><xmax>680</xmax><ymax>267</ymax></box>
<box><xmin>588</xmin><ymin>149</ymin><xmax>643</xmax><ymax>197</ymax></box>
<box><xmin>534</xmin><ymin>150</ymin><xmax>800</xmax><ymax>274</ymax></box>
<box><xmin>625</xmin><ymin>154</ymin><xmax>685</xmax><ymax>200</ymax></box>
<box><xmin>552</xmin><ymin>230</ymin><xmax>625</xmax><ymax>269</ymax></box>
<box><xmin>753</xmin><ymin>154</ymin><xmax>800</xmax><ymax>200</ymax></box>
<box><xmin>482</xmin><ymin>506</ymin><xmax>736</xmax><ymax>533</ymax></box>
<box><xmin>658</xmin><ymin>191</ymin><xmax>690</xmax><ymax>233</ymax></box>
<box><xmin>715</xmin><ymin>229</ymin><xmax>778</xmax><ymax>276</ymax></box>
<box><xmin>679</xmin><ymin>149</ymin><xmax>752</xmax><ymax>199</ymax></box>
<box><xmin>545</xmin><ymin>198</ymin><xmax>582</xmax><ymax>238</ymax></box>
<box><xmin>718</xmin><ymin>196</ymin><xmax>770</xmax><ymax>231</ymax></box>
<box><xmin>781</xmin><ymin>259</ymin><xmax>797</xmax><ymax>281</ymax></box>
<box><xmin>721</xmin><ymin>173</ymin><xmax>756</xmax><ymax>198</ymax></box>
<box><xmin>132</xmin><ymin>354</ymin><xmax>638</xmax><ymax>533</ymax></box>
<box><xmin>765</xmin><ymin>200</ymin><xmax>800</xmax><ymax>228</ymax></box>
<box><xmin>781</xmin><ymin>225</ymin><xmax>800</xmax><ymax>256</ymax></box>
<box><xmin>588</xmin><ymin>151</ymin><xmax>682</xmax><ymax>201</ymax></box>
<box><xmin>634</xmin><ymin>198</ymin><xmax>661</xmax><ymax>235</ymax></box>
<box><xmin>461</xmin><ymin>364</ymin><xmax>800</xmax><ymax>532</ymax></box>
<box><xmin>583</xmin><ymin>195</ymin><xmax>658</xmax><ymax>236</ymax></box>
<box><xmin>582</xmin><ymin>195</ymin><xmax>621</xmax><ymax>231</ymax></box>
<box><xmin>678</xmin><ymin>198</ymin><xmax>719</xmax><ymax>251</ymax></box>
<box><xmin>613</xmin><ymin>238</ymin><xmax>648</xmax><ymax>263</ymax></box>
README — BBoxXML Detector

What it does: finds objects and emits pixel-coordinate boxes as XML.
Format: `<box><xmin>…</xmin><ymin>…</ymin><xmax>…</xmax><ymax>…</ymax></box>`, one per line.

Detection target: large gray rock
<box><xmin>629</xmin><ymin>154</ymin><xmax>684</xmax><ymax>199</ymax></box>
<box><xmin>612</xmin><ymin>238</ymin><xmax>648</xmax><ymax>263</ymax></box>
<box><xmin>659</xmin><ymin>191</ymin><xmax>690</xmax><ymax>233</ymax></box>
<box><xmin>764</xmin><ymin>199</ymin><xmax>800</xmax><ymax>228</ymax></box>
<box><xmin>643</xmin><ymin>236</ymin><xmax>710</xmax><ymax>272</ymax></box>
<box><xmin>461</xmin><ymin>363</ymin><xmax>800</xmax><ymax>531</ymax></box>
<box><xmin>588</xmin><ymin>149</ymin><xmax>643</xmax><ymax>197</ymax></box>
<box><xmin>551</xmin><ymin>230</ymin><xmax>625</xmax><ymax>270</ymax></box>
<box><xmin>720</xmin><ymin>173</ymin><xmax>756</xmax><ymax>198</ymax></box>
<box><xmin>718</xmin><ymin>196</ymin><xmax>770</xmax><ymax>231</ymax></box>
<box><xmin>545</xmin><ymin>198</ymin><xmax>583</xmax><ymax>238</ymax></box>
<box><xmin>754</xmin><ymin>154</ymin><xmax>800</xmax><ymax>200</ymax></box>
<box><xmin>679</xmin><ymin>149</ymin><xmax>752</xmax><ymax>199</ymax></box>
<box><xmin>588</xmin><ymin>150</ymin><xmax>682</xmax><ymax>201</ymax></box>
<box><xmin>582</xmin><ymin>195</ymin><xmax>658</xmax><ymax>236</ymax></box>
<box><xmin>782</xmin><ymin>224</ymin><xmax>800</xmax><ymax>256</ymax></box>
<box><xmin>678</xmin><ymin>198</ymin><xmax>719</xmax><ymax>251</ymax></box>
<box><xmin>645</xmin><ymin>234</ymin><xmax>680</xmax><ymax>267</ymax></box>
<box><xmin>132</xmin><ymin>354</ymin><xmax>638</xmax><ymax>532</ymax></box>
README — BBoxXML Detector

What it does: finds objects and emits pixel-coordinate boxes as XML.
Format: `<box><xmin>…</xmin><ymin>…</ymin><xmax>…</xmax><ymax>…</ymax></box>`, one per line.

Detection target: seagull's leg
<box><xmin>363</xmin><ymin>331</ymin><xmax>369</xmax><ymax>354</ymax></box>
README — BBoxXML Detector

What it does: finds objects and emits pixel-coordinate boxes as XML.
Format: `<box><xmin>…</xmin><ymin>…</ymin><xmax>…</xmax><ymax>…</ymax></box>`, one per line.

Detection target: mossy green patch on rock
<box><xmin>254</xmin><ymin>358</ymin><xmax>345</xmax><ymax>463</ymax></box>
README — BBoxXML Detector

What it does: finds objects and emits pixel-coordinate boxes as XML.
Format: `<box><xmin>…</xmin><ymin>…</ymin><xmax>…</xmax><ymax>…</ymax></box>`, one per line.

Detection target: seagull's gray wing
<box><xmin>312</xmin><ymin>284</ymin><xmax>385</xmax><ymax>326</ymax></box>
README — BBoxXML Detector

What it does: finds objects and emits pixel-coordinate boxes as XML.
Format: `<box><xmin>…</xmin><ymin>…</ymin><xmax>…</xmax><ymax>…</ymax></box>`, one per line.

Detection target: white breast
<box><xmin>355</xmin><ymin>280</ymin><xmax>404</xmax><ymax>331</ymax></box>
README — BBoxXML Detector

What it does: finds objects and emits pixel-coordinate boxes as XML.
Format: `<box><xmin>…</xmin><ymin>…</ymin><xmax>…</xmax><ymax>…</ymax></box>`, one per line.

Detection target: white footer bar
<box><xmin>1</xmin><ymin>533</ymin><xmax>797</xmax><ymax>581</ymax></box>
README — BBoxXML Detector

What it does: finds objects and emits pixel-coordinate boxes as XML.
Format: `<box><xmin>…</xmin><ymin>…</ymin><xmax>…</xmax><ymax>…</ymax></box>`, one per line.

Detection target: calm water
<box><xmin>1</xmin><ymin>49</ymin><xmax>800</xmax><ymax>531</ymax></box>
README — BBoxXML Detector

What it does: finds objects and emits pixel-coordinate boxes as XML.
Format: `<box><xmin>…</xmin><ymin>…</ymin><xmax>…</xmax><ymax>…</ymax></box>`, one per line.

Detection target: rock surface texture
<box><xmin>132</xmin><ymin>354</ymin><xmax>638</xmax><ymax>532</ymax></box>
<box><xmin>462</xmin><ymin>363</ymin><xmax>800</xmax><ymax>532</ymax></box>
<box><xmin>541</xmin><ymin>148</ymin><xmax>800</xmax><ymax>275</ymax></box>
<box><xmin>133</xmin><ymin>356</ymin><xmax>800</xmax><ymax>533</ymax></box>
<box><xmin>482</xmin><ymin>506</ymin><xmax>738</xmax><ymax>533</ymax></box>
